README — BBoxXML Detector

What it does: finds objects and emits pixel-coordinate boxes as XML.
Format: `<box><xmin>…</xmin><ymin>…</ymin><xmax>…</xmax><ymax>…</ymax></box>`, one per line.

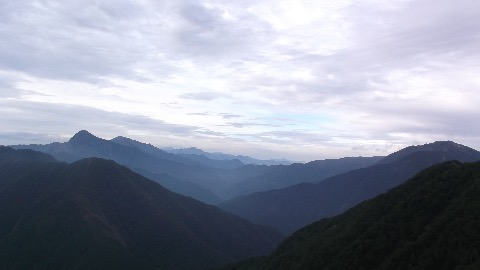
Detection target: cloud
<box><xmin>172</xmin><ymin>1</ymin><xmax>274</xmax><ymax>60</ymax></box>
<box><xmin>180</xmin><ymin>92</ymin><xmax>228</xmax><ymax>101</ymax></box>
<box><xmin>0</xmin><ymin>0</ymin><xmax>184</xmax><ymax>83</ymax></box>
<box><xmin>0</xmin><ymin>131</ymin><xmax>64</xmax><ymax>145</ymax></box>
<box><xmin>0</xmin><ymin>99</ymin><xmax>198</xmax><ymax>144</ymax></box>
<box><xmin>187</xmin><ymin>112</ymin><xmax>212</xmax><ymax>116</ymax></box>
<box><xmin>1</xmin><ymin>0</ymin><xmax>480</xmax><ymax>160</ymax></box>
<box><xmin>219</xmin><ymin>113</ymin><xmax>242</xmax><ymax>119</ymax></box>
<box><xmin>195</xmin><ymin>129</ymin><xmax>226</xmax><ymax>137</ymax></box>
<box><xmin>224</xmin><ymin>122</ymin><xmax>279</xmax><ymax>129</ymax></box>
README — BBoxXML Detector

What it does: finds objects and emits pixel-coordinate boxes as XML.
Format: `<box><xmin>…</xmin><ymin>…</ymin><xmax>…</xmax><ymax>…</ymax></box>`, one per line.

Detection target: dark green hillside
<box><xmin>221</xmin><ymin>161</ymin><xmax>480</xmax><ymax>269</ymax></box>
<box><xmin>0</xmin><ymin>150</ymin><xmax>283</xmax><ymax>270</ymax></box>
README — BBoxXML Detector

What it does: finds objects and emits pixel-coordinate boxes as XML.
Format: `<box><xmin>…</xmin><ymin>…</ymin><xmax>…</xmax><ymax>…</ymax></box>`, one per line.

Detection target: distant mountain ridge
<box><xmin>113</xmin><ymin>136</ymin><xmax>245</xmax><ymax>170</ymax></box>
<box><xmin>12</xmin><ymin>130</ymin><xmax>387</xmax><ymax>202</ymax></box>
<box><xmin>222</xmin><ymin>156</ymin><xmax>384</xmax><ymax>198</ymax></box>
<box><xmin>111</xmin><ymin>136</ymin><xmax>200</xmax><ymax>165</ymax></box>
<box><xmin>221</xmin><ymin>160</ymin><xmax>480</xmax><ymax>269</ymax></box>
<box><xmin>377</xmin><ymin>140</ymin><xmax>479</xmax><ymax>164</ymax></box>
<box><xmin>0</xmin><ymin>145</ymin><xmax>57</xmax><ymax>163</ymax></box>
<box><xmin>163</xmin><ymin>147</ymin><xmax>293</xmax><ymax>166</ymax></box>
<box><xmin>220</xmin><ymin>141</ymin><xmax>480</xmax><ymax>234</ymax></box>
<box><xmin>0</xmin><ymin>148</ymin><xmax>283</xmax><ymax>270</ymax></box>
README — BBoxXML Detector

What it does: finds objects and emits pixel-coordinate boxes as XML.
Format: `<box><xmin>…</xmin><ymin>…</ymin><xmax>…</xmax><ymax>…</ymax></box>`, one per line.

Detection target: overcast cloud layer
<box><xmin>1</xmin><ymin>0</ymin><xmax>479</xmax><ymax>161</ymax></box>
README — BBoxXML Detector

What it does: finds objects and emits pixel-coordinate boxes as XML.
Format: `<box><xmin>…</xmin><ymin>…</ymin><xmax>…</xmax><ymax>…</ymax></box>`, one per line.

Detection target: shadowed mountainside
<box><xmin>12</xmin><ymin>130</ymin><xmax>384</xmax><ymax>202</ymax></box>
<box><xmin>220</xmin><ymin>141</ymin><xmax>480</xmax><ymax>234</ymax></box>
<box><xmin>0</xmin><ymin>145</ymin><xmax>57</xmax><ymax>163</ymax></box>
<box><xmin>12</xmin><ymin>130</ymin><xmax>223</xmax><ymax>204</ymax></box>
<box><xmin>0</xmin><ymin>148</ymin><xmax>283</xmax><ymax>270</ymax></box>
<box><xmin>220</xmin><ymin>160</ymin><xmax>480</xmax><ymax>269</ymax></box>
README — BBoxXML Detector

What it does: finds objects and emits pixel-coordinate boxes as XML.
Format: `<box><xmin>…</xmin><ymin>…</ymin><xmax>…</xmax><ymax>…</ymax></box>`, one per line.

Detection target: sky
<box><xmin>1</xmin><ymin>0</ymin><xmax>480</xmax><ymax>161</ymax></box>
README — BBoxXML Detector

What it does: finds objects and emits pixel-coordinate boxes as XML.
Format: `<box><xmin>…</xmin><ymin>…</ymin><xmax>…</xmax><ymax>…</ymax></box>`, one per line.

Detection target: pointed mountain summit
<box><xmin>68</xmin><ymin>130</ymin><xmax>99</xmax><ymax>145</ymax></box>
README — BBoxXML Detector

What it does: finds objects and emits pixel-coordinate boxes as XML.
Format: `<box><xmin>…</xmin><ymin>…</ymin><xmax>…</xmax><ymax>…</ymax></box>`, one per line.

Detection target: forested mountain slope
<box><xmin>0</xmin><ymin>148</ymin><xmax>283</xmax><ymax>270</ymax></box>
<box><xmin>221</xmin><ymin>160</ymin><xmax>480</xmax><ymax>270</ymax></box>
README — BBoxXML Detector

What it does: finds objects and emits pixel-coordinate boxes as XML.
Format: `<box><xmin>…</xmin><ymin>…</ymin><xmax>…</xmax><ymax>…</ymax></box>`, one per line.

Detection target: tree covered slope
<box><xmin>221</xmin><ymin>160</ymin><xmax>480</xmax><ymax>270</ymax></box>
<box><xmin>0</xmin><ymin>148</ymin><xmax>283</xmax><ymax>270</ymax></box>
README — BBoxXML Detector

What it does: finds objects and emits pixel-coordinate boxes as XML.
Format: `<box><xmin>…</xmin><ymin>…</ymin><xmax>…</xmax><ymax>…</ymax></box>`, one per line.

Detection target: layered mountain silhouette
<box><xmin>223</xmin><ymin>156</ymin><xmax>383</xmax><ymax>198</ymax></box>
<box><xmin>0</xmin><ymin>147</ymin><xmax>283</xmax><ymax>270</ymax></box>
<box><xmin>0</xmin><ymin>145</ymin><xmax>57</xmax><ymax>163</ymax></box>
<box><xmin>112</xmin><ymin>136</ymin><xmax>246</xmax><ymax>170</ymax></box>
<box><xmin>221</xmin><ymin>160</ymin><xmax>480</xmax><ymax>269</ymax></box>
<box><xmin>163</xmin><ymin>147</ymin><xmax>292</xmax><ymax>166</ymax></box>
<box><xmin>12</xmin><ymin>130</ymin><xmax>385</xmax><ymax>202</ymax></box>
<box><xmin>14</xmin><ymin>131</ymin><xmax>480</xmax><ymax>235</ymax></box>
<box><xmin>5</xmin><ymin>134</ymin><xmax>480</xmax><ymax>269</ymax></box>
<box><xmin>220</xmin><ymin>141</ymin><xmax>480</xmax><ymax>234</ymax></box>
<box><xmin>12</xmin><ymin>130</ymin><xmax>222</xmax><ymax>204</ymax></box>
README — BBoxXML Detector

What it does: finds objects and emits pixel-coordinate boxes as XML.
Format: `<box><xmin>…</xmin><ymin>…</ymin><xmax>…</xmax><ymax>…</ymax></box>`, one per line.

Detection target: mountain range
<box><xmin>13</xmin><ymin>130</ymin><xmax>224</xmax><ymax>204</ymax></box>
<box><xmin>0</xmin><ymin>147</ymin><xmax>283</xmax><ymax>270</ymax></box>
<box><xmin>162</xmin><ymin>147</ymin><xmax>292</xmax><ymax>166</ymax></box>
<box><xmin>219</xmin><ymin>141</ymin><xmax>480</xmax><ymax>234</ymax></box>
<box><xmin>12</xmin><ymin>130</ymin><xmax>385</xmax><ymax>202</ymax></box>
<box><xmin>13</xmin><ymin>132</ymin><xmax>480</xmax><ymax>235</ymax></box>
<box><xmin>4</xmin><ymin>132</ymin><xmax>480</xmax><ymax>269</ymax></box>
<box><xmin>222</xmin><ymin>156</ymin><xmax>383</xmax><ymax>199</ymax></box>
<box><xmin>112</xmin><ymin>136</ymin><xmax>246</xmax><ymax>170</ymax></box>
<box><xmin>220</xmin><ymin>160</ymin><xmax>480</xmax><ymax>269</ymax></box>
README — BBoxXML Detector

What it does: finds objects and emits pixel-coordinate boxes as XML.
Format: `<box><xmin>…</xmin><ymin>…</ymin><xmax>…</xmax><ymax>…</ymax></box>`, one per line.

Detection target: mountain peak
<box><xmin>429</xmin><ymin>140</ymin><xmax>465</xmax><ymax>150</ymax></box>
<box><xmin>68</xmin><ymin>130</ymin><xmax>99</xmax><ymax>144</ymax></box>
<box><xmin>378</xmin><ymin>140</ymin><xmax>480</xmax><ymax>164</ymax></box>
<box><xmin>412</xmin><ymin>141</ymin><xmax>475</xmax><ymax>154</ymax></box>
